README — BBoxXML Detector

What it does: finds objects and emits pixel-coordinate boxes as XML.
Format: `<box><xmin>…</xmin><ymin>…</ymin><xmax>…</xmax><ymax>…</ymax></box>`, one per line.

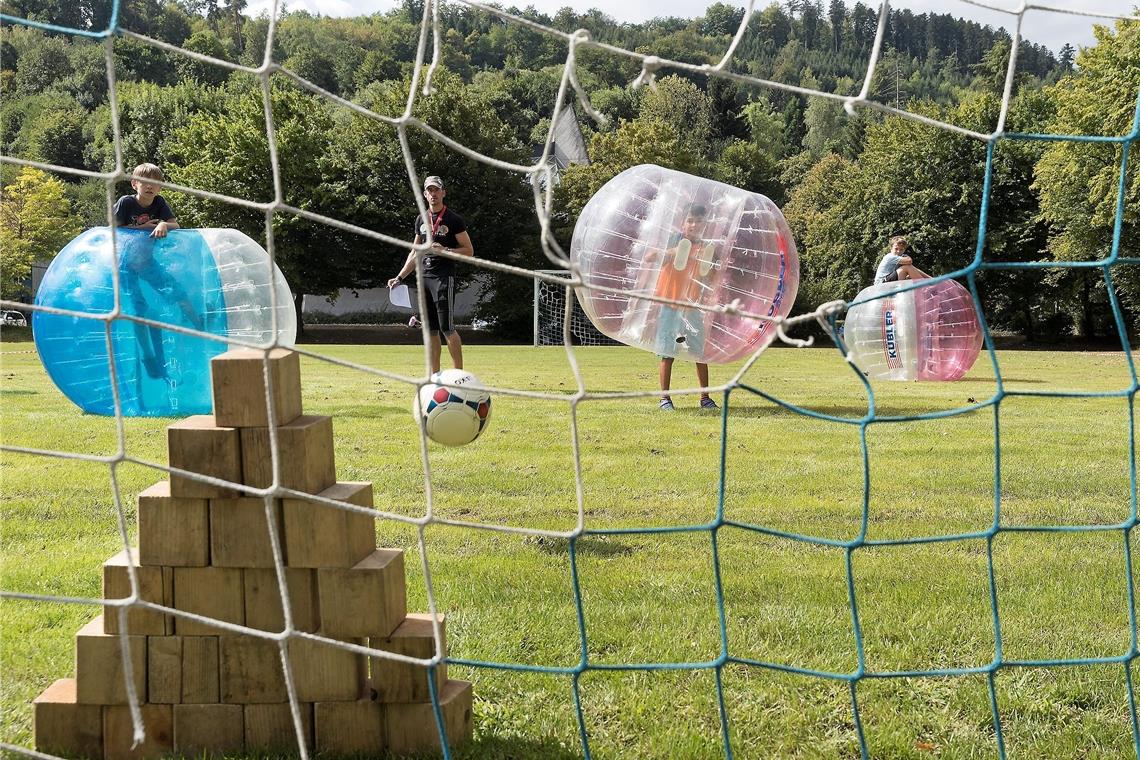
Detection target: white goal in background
<box><xmin>533</xmin><ymin>269</ymin><xmax>623</xmax><ymax>347</ymax></box>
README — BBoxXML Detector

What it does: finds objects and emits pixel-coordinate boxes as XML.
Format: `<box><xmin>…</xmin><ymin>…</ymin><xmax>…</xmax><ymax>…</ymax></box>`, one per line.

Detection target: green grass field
<box><xmin>2</xmin><ymin>332</ymin><xmax>1138</xmax><ymax>759</ymax></box>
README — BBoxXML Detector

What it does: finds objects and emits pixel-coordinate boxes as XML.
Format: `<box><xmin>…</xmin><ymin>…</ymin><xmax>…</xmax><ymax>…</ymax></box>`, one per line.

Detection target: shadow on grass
<box><xmin>379</xmin><ymin>734</ymin><xmax>583</xmax><ymax>760</ymax></box>
<box><xmin>722</xmin><ymin>403</ymin><xmax>984</xmax><ymax>419</ymax></box>
<box><xmin>331</xmin><ymin>404</ymin><xmax>412</xmax><ymax>420</ymax></box>
<box><xmin>527</xmin><ymin>535</ymin><xmax>633</xmax><ymax>558</ymax></box>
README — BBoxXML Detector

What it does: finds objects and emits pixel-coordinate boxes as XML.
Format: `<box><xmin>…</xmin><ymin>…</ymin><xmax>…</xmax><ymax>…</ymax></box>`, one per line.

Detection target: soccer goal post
<box><xmin>533</xmin><ymin>269</ymin><xmax>622</xmax><ymax>347</ymax></box>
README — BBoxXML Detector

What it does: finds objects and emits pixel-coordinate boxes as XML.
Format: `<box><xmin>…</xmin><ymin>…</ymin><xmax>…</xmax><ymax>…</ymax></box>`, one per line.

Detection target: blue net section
<box><xmin>2</xmin><ymin>2</ymin><xmax>1140</xmax><ymax>759</ymax></box>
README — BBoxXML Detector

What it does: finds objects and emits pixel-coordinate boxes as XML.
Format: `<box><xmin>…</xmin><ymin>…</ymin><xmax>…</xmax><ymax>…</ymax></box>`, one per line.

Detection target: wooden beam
<box><xmin>283</xmin><ymin>482</ymin><xmax>376</xmax><ymax>569</ymax></box>
<box><xmin>317</xmin><ymin>549</ymin><xmax>407</xmax><ymax>638</ymax></box>
<box><xmin>167</xmin><ymin>415</ymin><xmax>241</xmax><ymax>498</ymax></box>
<box><xmin>137</xmin><ymin>481</ymin><xmax>209</xmax><ymax>567</ymax></box>
<box><xmin>370</xmin><ymin>613</ymin><xmax>447</xmax><ymax>704</ymax></box>
<box><xmin>211</xmin><ymin>348</ymin><xmax>302</xmax><ymax>428</ymax></box>
<box><xmin>33</xmin><ymin>679</ymin><xmax>103</xmax><ymax>759</ymax></box>
<box><xmin>240</xmin><ymin>415</ymin><xmax>335</xmax><ymax>496</ymax></box>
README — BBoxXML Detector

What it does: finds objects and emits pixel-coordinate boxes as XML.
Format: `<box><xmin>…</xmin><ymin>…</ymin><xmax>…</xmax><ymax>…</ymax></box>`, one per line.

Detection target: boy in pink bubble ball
<box><xmin>874</xmin><ymin>235</ymin><xmax>929</xmax><ymax>284</ymax></box>
<box><xmin>632</xmin><ymin>204</ymin><xmax>720</xmax><ymax>412</ymax></box>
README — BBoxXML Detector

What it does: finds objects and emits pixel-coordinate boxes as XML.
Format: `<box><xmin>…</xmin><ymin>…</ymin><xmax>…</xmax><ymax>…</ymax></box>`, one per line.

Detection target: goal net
<box><xmin>533</xmin><ymin>269</ymin><xmax>622</xmax><ymax>347</ymax></box>
<box><xmin>2</xmin><ymin>0</ymin><xmax>1140</xmax><ymax>759</ymax></box>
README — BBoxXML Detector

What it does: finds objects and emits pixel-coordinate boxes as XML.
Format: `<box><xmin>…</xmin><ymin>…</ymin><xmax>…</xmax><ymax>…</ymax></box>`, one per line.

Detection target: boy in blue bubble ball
<box><xmin>113</xmin><ymin>163</ymin><xmax>202</xmax><ymax>378</ymax></box>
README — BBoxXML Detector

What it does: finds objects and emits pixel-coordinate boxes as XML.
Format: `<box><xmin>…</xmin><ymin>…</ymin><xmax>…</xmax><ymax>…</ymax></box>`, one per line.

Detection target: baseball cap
<box><xmin>423</xmin><ymin>175</ymin><xmax>444</xmax><ymax>190</ymax></box>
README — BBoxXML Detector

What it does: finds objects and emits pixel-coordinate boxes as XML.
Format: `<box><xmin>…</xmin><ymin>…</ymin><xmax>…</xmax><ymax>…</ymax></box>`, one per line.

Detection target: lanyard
<box><xmin>428</xmin><ymin>206</ymin><xmax>447</xmax><ymax>240</ymax></box>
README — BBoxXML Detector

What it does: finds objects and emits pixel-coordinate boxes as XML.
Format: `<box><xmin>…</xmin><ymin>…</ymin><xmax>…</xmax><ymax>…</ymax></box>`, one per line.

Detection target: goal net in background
<box><xmin>533</xmin><ymin>270</ymin><xmax>622</xmax><ymax>347</ymax></box>
<box><xmin>2</xmin><ymin>0</ymin><xmax>1140</xmax><ymax>758</ymax></box>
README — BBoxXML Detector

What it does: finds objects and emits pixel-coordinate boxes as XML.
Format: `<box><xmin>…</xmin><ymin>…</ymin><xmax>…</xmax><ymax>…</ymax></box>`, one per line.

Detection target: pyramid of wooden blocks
<box><xmin>32</xmin><ymin>349</ymin><xmax>473</xmax><ymax>759</ymax></box>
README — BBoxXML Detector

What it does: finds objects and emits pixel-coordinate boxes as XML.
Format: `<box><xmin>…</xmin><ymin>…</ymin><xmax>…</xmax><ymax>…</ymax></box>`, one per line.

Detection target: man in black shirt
<box><xmin>389</xmin><ymin>175</ymin><xmax>475</xmax><ymax>373</ymax></box>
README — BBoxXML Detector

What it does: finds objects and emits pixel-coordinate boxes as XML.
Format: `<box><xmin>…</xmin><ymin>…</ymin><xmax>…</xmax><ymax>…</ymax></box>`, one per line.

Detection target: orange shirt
<box><xmin>653</xmin><ymin>240</ymin><xmax>702</xmax><ymax>303</ymax></box>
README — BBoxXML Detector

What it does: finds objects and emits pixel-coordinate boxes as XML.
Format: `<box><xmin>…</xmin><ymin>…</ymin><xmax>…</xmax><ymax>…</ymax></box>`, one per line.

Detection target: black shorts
<box><xmin>879</xmin><ymin>269</ymin><xmax>900</xmax><ymax>283</ymax></box>
<box><xmin>420</xmin><ymin>273</ymin><xmax>456</xmax><ymax>338</ymax></box>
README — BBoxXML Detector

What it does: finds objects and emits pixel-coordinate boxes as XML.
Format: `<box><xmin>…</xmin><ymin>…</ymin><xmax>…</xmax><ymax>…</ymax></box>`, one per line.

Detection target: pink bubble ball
<box><xmin>569</xmin><ymin>165</ymin><xmax>799</xmax><ymax>364</ymax></box>
<box><xmin>844</xmin><ymin>279</ymin><xmax>984</xmax><ymax>381</ymax></box>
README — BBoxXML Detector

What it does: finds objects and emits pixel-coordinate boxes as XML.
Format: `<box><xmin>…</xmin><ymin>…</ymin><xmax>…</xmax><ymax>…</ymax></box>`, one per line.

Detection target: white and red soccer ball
<box><xmin>413</xmin><ymin>369</ymin><xmax>492</xmax><ymax>446</ymax></box>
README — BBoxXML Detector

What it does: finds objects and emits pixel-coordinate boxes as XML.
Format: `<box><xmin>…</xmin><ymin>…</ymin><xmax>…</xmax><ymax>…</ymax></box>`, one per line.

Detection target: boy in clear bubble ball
<box><xmin>624</xmin><ymin>204</ymin><xmax>720</xmax><ymax>411</ymax></box>
<box><xmin>113</xmin><ymin>163</ymin><xmax>202</xmax><ymax>379</ymax></box>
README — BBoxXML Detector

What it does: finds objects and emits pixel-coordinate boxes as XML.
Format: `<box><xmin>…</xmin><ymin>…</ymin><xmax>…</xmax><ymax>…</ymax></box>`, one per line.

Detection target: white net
<box><xmin>2</xmin><ymin>0</ymin><xmax>1140</xmax><ymax>758</ymax></box>
<box><xmin>533</xmin><ymin>269</ymin><xmax>622</xmax><ymax>347</ymax></box>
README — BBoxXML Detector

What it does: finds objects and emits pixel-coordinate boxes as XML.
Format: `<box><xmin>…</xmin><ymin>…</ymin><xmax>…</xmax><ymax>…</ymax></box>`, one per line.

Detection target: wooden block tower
<box><xmin>32</xmin><ymin>348</ymin><xmax>473</xmax><ymax>759</ymax></box>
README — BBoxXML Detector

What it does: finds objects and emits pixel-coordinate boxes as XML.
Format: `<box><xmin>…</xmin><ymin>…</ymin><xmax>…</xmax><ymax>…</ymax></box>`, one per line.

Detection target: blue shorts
<box><xmin>654</xmin><ymin>305</ymin><xmax>705</xmax><ymax>358</ymax></box>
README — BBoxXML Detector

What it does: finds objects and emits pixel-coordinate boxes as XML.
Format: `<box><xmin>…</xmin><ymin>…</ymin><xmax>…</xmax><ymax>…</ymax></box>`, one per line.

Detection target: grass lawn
<box><xmin>2</xmin><ymin>331</ymin><xmax>1138</xmax><ymax>759</ymax></box>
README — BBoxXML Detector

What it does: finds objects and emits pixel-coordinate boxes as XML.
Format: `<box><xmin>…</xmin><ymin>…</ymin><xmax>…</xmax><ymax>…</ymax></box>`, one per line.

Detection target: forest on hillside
<box><xmin>1</xmin><ymin>0</ymin><xmax>1136</xmax><ymax>340</ymax></box>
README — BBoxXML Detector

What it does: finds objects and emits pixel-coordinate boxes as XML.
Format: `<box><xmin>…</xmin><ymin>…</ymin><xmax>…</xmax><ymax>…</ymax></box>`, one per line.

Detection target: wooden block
<box><xmin>290</xmin><ymin>634</ymin><xmax>367</xmax><ymax>702</ymax></box>
<box><xmin>317</xmin><ymin>549</ymin><xmax>407</xmax><ymax>637</ymax></box>
<box><xmin>370</xmin><ymin>613</ymin><xmax>447</xmax><ymax>703</ymax></box>
<box><xmin>168</xmin><ymin>415</ymin><xmax>241</xmax><ymax>498</ymax></box>
<box><xmin>147</xmin><ymin>635</ymin><xmax>182</xmax><ymax>704</ymax></box>
<box><xmin>244</xmin><ymin>702</ymin><xmax>312</xmax><ymax>755</ymax></box>
<box><xmin>240</xmin><ymin>415</ymin><xmax>335</xmax><ymax>495</ymax></box>
<box><xmin>182</xmin><ymin>635</ymin><xmax>221</xmax><ymax>703</ymax></box>
<box><xmin>211</xmin><ymin>348</ymin><xmax>302</xmax><ymax>428</ymax></box>
<box><xmin>103</xmin><ymin>548</ymin><xmax>172</xmax><ymax>635</ymax></box>
<box><xmin>209</xmin><ymin>497</ymin><xmax>284</xmax><ymax>568</ymax></box>
<box><xmin>137</xmin><ymin>481</ymin><xmax>209</xmax><ymax>566</ymax></box>
<box><xmin>172</xmin><ymin>566</ymin><xmax>244</xmax><ymax>636</ymax></box>
<box><xmin>244</xmin><ymin>567</ymin><xmax>318</xmax><ymax>633</ymax></box>
<box><xmin>385</xmin><ymin>680</ymin><xmax>473</xmax><ymax>755</ymax></box>
<box><xmin>314</xmin><ymin>699</ymin><xmax>385</xmax><ymax>755</ymax></box>
<box><xmin>148</xmin><ymin>636</ymin><xmax>219</xmax><ymax>704</ymax></box>
<box><xmin>173</xmin><ymin>703</ymin><xmax>244</xmax><ymax>756</ymax></box>
<box><xmin>34</xmin><ymin>678</ymin><xmax>104</xmax><ymax>759</ymax></box>
<box><xmin>75</xmin><ymin>616</ymin><xmax>146</xmax><ymax>705</ymax></box>
<box><xmin>103</xmin><ymin>704</ymin><xmax>172</xmax><ymax>760</ymax></box>
<box><xmin>220</xmin><ymin>635</ymin><xmax>285</xmax><ymax>703</ymax></box>
<box><xmin>283</xmin><ymin>482</ymin><xmax>377</xmax><ymax>568</ymax></box>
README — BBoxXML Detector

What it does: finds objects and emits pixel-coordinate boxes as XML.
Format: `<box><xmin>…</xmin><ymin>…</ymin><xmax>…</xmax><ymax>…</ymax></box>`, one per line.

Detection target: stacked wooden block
<box><xmin>33</xmin><ymin>349</ymin><xmax>473</xmax><ymax>759</ymax></box>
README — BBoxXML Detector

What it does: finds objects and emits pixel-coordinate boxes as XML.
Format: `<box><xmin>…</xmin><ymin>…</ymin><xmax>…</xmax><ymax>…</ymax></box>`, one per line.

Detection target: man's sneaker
<box><xmin>659</xmin><ymin>398</ymin><xmax>675</xmax><ymax>411</ymax></box>
<box><xmin>700</xmin><ymin>396</ymin><xmax>719</xmax><ymax>410</ymax></box>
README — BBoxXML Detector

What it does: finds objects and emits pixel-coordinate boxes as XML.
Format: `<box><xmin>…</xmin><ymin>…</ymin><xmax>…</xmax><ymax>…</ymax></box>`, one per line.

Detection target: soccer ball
<box><xmin>413</xmin><ymin>369</ymin><xmax>492</xmax><ymax>446</ymax></box>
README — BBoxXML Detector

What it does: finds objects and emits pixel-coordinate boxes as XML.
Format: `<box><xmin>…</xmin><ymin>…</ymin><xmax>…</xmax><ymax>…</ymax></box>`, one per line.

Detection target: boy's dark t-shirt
<box><xmin>113</xmin><ymin>195</ymin><xmax>175</xmax><ymax>228</ymax></box>
<box><xmin>412</xmin><ymin>207</ymin><xmax>466</xmax><ymax>277</ymax></box>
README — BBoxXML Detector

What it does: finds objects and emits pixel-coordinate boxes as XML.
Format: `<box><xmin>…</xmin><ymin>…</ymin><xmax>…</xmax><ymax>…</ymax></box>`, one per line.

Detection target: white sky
<box><xmin>251</xmin><ymin>0</ymin><xmax>1136</xmax><ymax>55</ymax></box>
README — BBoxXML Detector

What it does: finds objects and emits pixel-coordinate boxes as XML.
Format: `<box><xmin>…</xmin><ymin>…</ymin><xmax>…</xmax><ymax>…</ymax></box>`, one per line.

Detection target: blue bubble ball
<box><xmin>34</xmin><ymin>227</ymin><xmax>296</xmax><ymax>417</ymax></box>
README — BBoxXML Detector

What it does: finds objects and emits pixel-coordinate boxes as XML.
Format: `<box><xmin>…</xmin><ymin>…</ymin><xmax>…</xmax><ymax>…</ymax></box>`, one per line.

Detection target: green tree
<box><xmin>637</xmin><ymin>75</ymin><xmax>713</xmax><ymax>159</ymax></box>
<box><xmin>284</xmin><ymin>46</ymin><xmax>339</xmax><ymax>94</ymax></box>
<box><xmin>322</xmin><ymin>68</ymin><xmax>533</xmax><ymax>334</ymax></box>
<box><xmin>1036</xmin><ymin>18</ymin><xmax>1140</xmax><ymax>335</ymax></box>
<box><xmin>701</xmin><ymin>2</ymin><xmax>745</xmax><ymax>37</ymax></box>
<box><xmin>0</xmin><ymin>168</ymin><xmax>81</xmax><ymax>300</ymax></box>
<box><xmin>64</xmin><ymin>41</ymin><xmax>109</xmax><ymax>110</ymax></box>
<box><xmin>2</xmin><ymin>93</ymin><xmax>89</xmax><ymax>171</ymax></box>
<box><xmin>555</xmin><ymin>118</ymin><xmax>701</xmax><ymax>225</ymax></box>
<box><xmin>27</xmin><ymin>105</ymin><xmax>86</xmax><ymax>170</ymax></box>
<box><xmin>785</xmin><ymin>90</ymin><xmax>1054</xmax><ymax>334</ymax></box>
<box><xmin>163</xmin><ymin>83</ymin><xmax>337</xmax><ymax>330</ymax></box>
<box><xmin>87</xmin><ymin>79</ymin><xmax>229</xmax><ymax>175</ymax></box>
<box><xmin>741</xmin><ymin>96</ymin><xmax>787</xmax><ymax>160</ymax></box>
<box><xmin>715</xmin><ymin>139</ymin><xmax>783</xmax><ymax>202</ymax></box>
<box><xmin>176</xmin><ymin>30</ymin><xmax>231</xmax><ymax>86</ymax></box>
<box><xmin>13</xmin><ymin>34</ymin><xmax>72</xmax><ymax>95</ymax></box>
<box><xmin>1057</xmin><ymin>43</ymin><xmax>1075</xmax><ymax>72</ymax></box>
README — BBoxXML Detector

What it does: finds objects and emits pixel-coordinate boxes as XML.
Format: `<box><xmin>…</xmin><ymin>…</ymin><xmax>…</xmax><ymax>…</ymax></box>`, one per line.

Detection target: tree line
<box><xmin>1</xmin><ymin>0</ymin><xmax>1135</xmax><ymax>341</ymax></box>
